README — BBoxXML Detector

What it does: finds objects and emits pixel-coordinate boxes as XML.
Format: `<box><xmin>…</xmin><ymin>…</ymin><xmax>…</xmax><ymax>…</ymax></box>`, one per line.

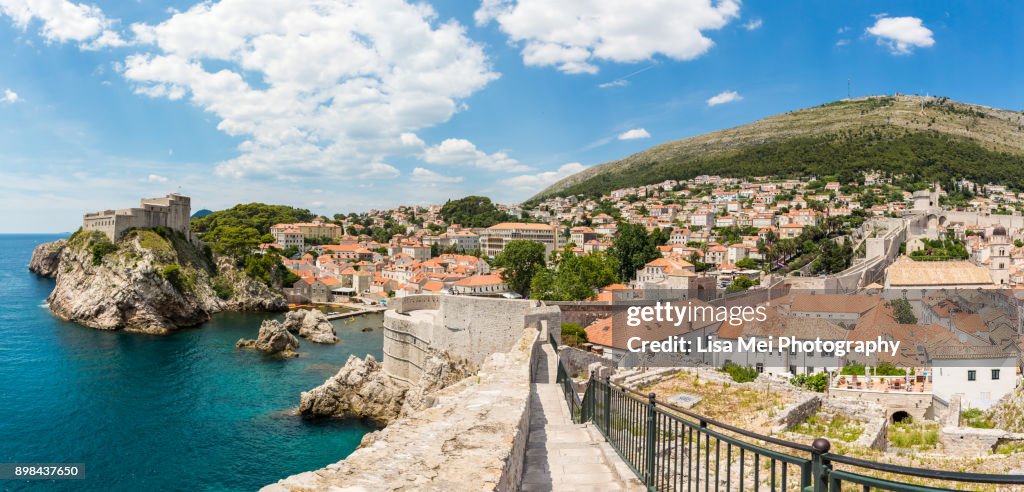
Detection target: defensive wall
<box><xmin>787</xmin><ymin>217</ymin><xmax>907</xmax><ymax>292</ymax></box>
<box><xmin>82</xmin><ymin>194</ymin><xmax>192</xmax><ymax>241</ymax></box>
<box><xmin>382</xmin><ymin>294</ymin><xmax>561</xmax><ymax>382</ymax></box>
<box><xmin>264</xmin><ymin>327</ymin><xmax>540</xmax><ymax>492</ymax></box>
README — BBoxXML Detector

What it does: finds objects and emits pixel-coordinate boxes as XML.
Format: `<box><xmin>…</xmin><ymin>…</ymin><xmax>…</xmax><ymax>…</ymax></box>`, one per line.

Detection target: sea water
<box><xmin>0</xmin><ymin>234</ymin><xmax>381</xmax><ymax>491</ymax></box>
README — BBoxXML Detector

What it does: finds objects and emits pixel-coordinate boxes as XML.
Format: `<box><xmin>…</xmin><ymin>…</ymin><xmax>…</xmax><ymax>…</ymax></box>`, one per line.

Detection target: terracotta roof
<box><xmin>887</xmin><ymin>259</ymin><xmax>993</xmax><ymax>287</ymax></box>
<box><xmin>584</xmin><ymin>317</ymin><xmax>613</xmax><ymax>347</ymax></box>
<box><xmin>790</xmin><ymin>294</ymin><xmax>879</xmax><ymax>315</ymax></box>
<box><xmin>928</xmin><ymin>345</ymin><xmax>1015</xmax><ymax>360</ymax></box>
<box><xmin>486</xmin><ymin>222</ymin><xmax>556</xmax><ymax>231</ymax></box>
<box><xmin>453</xmin><ymin>273</ymin><xmax>504</xmax><ymax>287</ymax></box>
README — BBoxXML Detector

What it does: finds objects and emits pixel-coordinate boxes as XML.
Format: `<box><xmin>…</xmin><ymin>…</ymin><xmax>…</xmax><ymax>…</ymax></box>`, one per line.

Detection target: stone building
<box><xmin>82</xmin><ymin>193</ymin><xmax>191</xmax><ymax>241</ymax></box>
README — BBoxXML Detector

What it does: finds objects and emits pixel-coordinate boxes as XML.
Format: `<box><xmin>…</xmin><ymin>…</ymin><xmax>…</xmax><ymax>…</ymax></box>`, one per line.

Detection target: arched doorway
<box><xmin>891</xmin><ymin>411</ymin><xmax>911</xmax><ymax>424</ymax></box>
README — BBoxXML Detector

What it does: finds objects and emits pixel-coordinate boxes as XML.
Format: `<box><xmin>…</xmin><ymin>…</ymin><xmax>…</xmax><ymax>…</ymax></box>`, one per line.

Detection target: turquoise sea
<box><xmin>0</xmin><ymin>234</ymin><xmax>380</xmax><ymax>491</ymax></box>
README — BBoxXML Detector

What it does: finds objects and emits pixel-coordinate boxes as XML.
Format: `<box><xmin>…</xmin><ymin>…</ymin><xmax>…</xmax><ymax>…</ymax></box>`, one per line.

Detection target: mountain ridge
<box><xmin>530</xmin><ymin>95</ymin><xmax>1024</xmax><ymax>201</ymax></box>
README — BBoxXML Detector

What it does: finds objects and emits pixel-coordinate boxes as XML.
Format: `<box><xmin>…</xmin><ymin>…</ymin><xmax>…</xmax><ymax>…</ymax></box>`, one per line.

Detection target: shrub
<box><xmin>90</xmin><ymin>241</ymin><xmax>118</xmax><ymax>265</ymax></box>
<box><xmin>561</xmin><ymin>323</ymin><xmax>587</xmax><ymax>347</ymax></box>
<box><xmin>211</xmin><ymin>276</ymin><xmax>233</xmax><ymax>300</ymax></box>
<box><xmin>722</xmin><ymin>362</ymin><xmax>758</xmax><ymax>383</ymax></box>
<box><xmin>790</xmin><ymin>373</ymin><xmax>829</xmax><ymax>392</ymax></box>
<box><xmin>161</xmin><ymin>264</ymin><xmax>187</xmax><ymax>292</ymax></box>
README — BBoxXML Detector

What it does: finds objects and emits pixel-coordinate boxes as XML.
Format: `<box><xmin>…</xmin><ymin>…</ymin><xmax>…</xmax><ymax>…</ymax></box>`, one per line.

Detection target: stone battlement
<box><xmin>382</xmin><ymin>294</ymin><xmax>561</xmax><ymax>382</ymax></box>
<box><xmin>82</xmin><ymin>194</ymin><xmax>191</xmax><ymax>241</ymax></box>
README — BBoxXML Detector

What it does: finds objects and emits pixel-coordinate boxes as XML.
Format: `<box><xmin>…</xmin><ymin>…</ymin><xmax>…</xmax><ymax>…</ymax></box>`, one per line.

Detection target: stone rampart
<box><xmin>264</xmin><ymin>328</ymin><xmax>540</xmax><ymax>492</ymax></box>
<box><xmin>382</xmin><ymin>295</ymin><xmax>560</xmax><ymax>382</ymax></box>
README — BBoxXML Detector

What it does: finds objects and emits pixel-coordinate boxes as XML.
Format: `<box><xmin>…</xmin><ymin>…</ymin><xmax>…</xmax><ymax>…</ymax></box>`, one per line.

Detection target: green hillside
<box><xmin>530</xmin><ymin>96</ymin><xmax>1024</xmax><ymax>201</ymax></box>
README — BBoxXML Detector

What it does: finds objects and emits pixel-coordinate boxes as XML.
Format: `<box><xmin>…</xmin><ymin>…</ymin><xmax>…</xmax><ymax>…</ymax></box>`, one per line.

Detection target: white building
<box><xmin>927</xmin><ymin>345</ymin><xmax>1019</xmax><ymax>410</ymax></box>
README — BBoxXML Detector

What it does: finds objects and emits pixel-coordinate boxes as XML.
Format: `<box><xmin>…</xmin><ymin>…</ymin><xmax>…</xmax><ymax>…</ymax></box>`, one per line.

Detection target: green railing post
<box><xmin>645</xmin><ymin>392</ymin><xmax>657</xmax><ymax>487</ymax></box>
<box><xmin>809</xmin><ymin>437</ymin><xmax>832</xmax><ymax>492</ymax></box>
<box><xmin>603</xmin><ymin>376</ymin><xmax>611</xmax><ymax>435</ymax></box>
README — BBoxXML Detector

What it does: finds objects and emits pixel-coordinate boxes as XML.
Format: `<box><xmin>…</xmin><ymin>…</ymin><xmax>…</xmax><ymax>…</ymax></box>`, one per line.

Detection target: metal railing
<box><xmin>550</xmin><ymin>332</ymin><xmax>583</xmax><ymax>422</ymax></box>
<box><xmin>563</xmin><ymin>373</ymin><xmax>1024</xmax><ymax>492</ymax></box>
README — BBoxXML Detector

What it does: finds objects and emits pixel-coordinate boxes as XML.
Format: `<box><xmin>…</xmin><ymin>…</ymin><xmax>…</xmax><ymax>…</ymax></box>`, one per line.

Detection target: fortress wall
<box><xmin>381</xmin><ymin>309</ymin><xmax>439</xmax><ymax>382</ymax></box>
<box><xmin>265</xmin><ymin>328</ymin><xmax>540</xmax><ymax>492</ymax></box>
<box><xmin>436</xmin><ymin>296</ymin><xmax>560</xmax><ymax>367</ymax></box>
<box><xmin>381</xmin><ymin>294</ymin><xmax>560</xmax><ymax>381</ymax></box>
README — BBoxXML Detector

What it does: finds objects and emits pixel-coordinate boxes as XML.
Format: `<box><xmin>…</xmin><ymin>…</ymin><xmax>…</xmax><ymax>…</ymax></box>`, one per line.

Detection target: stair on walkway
<box><xmin>522</xmin><ymin>341</ymin><xmax>643</xmax><ymax>491</ymax></box>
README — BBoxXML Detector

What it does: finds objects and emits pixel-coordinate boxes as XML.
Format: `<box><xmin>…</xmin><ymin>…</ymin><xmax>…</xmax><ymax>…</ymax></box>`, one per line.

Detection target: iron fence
<box><xmin>563</xmin><ymin>373</ymin><xmax>1024</xmax><ymax>492</ymax></box>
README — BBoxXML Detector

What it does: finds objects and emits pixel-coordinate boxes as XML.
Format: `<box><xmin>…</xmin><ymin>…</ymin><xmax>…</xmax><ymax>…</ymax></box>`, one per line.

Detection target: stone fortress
<box><xmin>82</xmin><ymin>193</ymin><xmax>191</xmax><ymax>241</ymax></box>
<box><xmin>382</xmin><ymin>294</ymin><xmax>562</xmax><ymax>382</ymax></box>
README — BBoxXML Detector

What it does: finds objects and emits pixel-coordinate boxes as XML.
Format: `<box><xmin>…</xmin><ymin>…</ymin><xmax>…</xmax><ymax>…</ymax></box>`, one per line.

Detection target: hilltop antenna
<box><xmin>847</xmin><ymin>79</ymin><xmax>851</xmax><ymax>99</ymax></box>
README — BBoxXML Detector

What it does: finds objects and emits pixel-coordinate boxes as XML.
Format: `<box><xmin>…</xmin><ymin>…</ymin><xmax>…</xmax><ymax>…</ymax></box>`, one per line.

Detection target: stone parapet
<box><xmin>263</xmin><ymin>328</ymin><xmax>540</xmax><ymax>492</ymax></box>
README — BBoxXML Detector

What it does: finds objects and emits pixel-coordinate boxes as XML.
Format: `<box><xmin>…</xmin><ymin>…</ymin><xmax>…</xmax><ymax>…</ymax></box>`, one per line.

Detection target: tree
<box><xmin>530</xmin><ymin>248</ymin><xmax>619</xmax><ymax>301</ymax></box>
<box><xmin>493</xmin><ymin>240</ymin><xmax>547</xmax><ymax>297</ymax></box>
<box><xmin>561</xmin><ymin>323</ymin><xmax>588</xmax><ymax>347</ymax></box>
<box><xmin>205</xmin><ymin>225</ymin><xmax>263</xmax><ymax>260</ymax></box>
<box><xmin>888</xmin><ymin>298</ymin><xmax>918</xmax><ymax>324</ymax></box>
<box><xmin>726</xmin><ymin>275</ymin><xmax>756</xmax><ymax>293</ymax></box>
<box><xmin>610</xmin><ymin>223</ymin><xmax>660</xmax><ymax>282</ymax></box>
<box><xmin>439</xmin><ymin>196</ymin><xmax>514</xmax><ymax>228</ymax></box>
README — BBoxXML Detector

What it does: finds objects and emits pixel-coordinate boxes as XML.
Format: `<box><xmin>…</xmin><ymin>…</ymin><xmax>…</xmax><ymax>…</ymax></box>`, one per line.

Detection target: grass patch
<box><xmin>995</xmin><ymin>440</ymin><xmax>1024</xmax><ymax>455</ymax></box>
<box><xmin>961</xmin><ymin>408</ymin><xmax>996</xmax><ymax>429</ymax></box>
<box><xmin>721</xmin><ymin>362</ymin><xmax>758</xmax><ymax>383</ymax></box>
<box><xmin>793</xmin><ymin>413</ymin><xmax>864</xmax><ymax>442</ymax></box>
<box><xmin>889</xmin><ymin>420</ymin><xmax>939</xmax><ymax>450</ymax></box>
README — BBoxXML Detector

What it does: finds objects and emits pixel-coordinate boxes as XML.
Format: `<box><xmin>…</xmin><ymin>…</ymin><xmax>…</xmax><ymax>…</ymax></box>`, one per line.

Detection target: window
<box><xmin>967</xmin><ymin>370</ymin><xmax>977</xmax><ymax>381</ymax></box>
<box><xmin>992</xmin><ymin>369</ymin><xmax>1001</xmax><ymax>380</ymax></box>
<box><xmin>755</xmin><ymin>363</ymin><xmax>764</xmax><ymax>374</ymax></box>
<box><xmin>789</xmin><ymin>365</ymin><xmax>796</xmax><ymax>374</ymax></box>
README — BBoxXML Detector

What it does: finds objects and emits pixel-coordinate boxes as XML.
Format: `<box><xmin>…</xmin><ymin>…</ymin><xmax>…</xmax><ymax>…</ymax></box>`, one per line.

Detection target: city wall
<box><xmin>264</xmin><ymin>328</ymin><xmax>540</xmax><ymax>492</ymax></box>
<box><xmin>383</xmin><ymin>294</ymin><xmax>561</xmax><ymax>383</ymax></box>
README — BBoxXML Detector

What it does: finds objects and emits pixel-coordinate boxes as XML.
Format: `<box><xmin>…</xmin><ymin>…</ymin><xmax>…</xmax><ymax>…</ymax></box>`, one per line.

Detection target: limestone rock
<box><xmin>989</xmin><ymin>385</ymin><xmax>1024</xmax><ymax>432</ymax></box>
<box><xmin>283</xmin><ymin>309</ymin><xmax>338</xmax><ymax>344</ymax></box>
<box><xmin>42</xmin><ymin>230</ymin><xmax>286</xmax><ymax>334</ymax></box>
<box><xmin>28</xmin><ymin>239</ymin><xmax>66</xmax><ymax>277</ymax></box>
<box><xmin>298</xmin><ymin>355</ymin><xmax>409</xmax><ymax>424</ymax></box>
<box><xmin>237</xmin><ymin>320</ymin><xmax>300</xmax><ymax>358</ymax></box>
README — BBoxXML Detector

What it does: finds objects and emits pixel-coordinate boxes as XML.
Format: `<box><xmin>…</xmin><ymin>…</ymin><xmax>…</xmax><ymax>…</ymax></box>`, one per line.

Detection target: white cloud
<box><xmin>743</xmin><ymin>19</ymin><xmax>762</xmax><ymax>31</ymax></box>
<box><xmin>422</xmin><ymin>138</ymin><xmax>530</xmax><ymax>172</ymax></box>
<box><xmin>400</xmin><ymin>132</ymin><xmax>425</xmax><ymax>147</ymax></box>
<box><xmin>1</xmin><ymin>88</ymin><xmax>18</xmax><ymax>103</ymax></box>
<box><xmin>0</xmin><ymin>0</ymin><xmax>121</xmax><ymax>47</ymax></box>
<box><xmin>598</xmin><ymin>79</ymin><xmax>629</xmax><ymax>89</ymax></box>
<box><xmin>706</xmin><ymin>90</ymin><xmax>742</xmax><ymax>106</ymax></box>
<box><xmin>618</xmin><ymin>128</ymin><xmax>650</xmax><ymax>140</ymax></box>
<box><xmin>411</xmin><ymin>167</ymin><xmax>463</xmax><ymax>183</ymax></box>
<box><xmin>147</xmin><ymin>174</ymin><xmax>168</xmax><ymax>183</ymax></box>
<box><xmin>475</xmin><ymin>0</ymin><xmax>740</xmax><ymax>74</ymax></box>
<box><xmin>500</xmin><ymin>162</ymin><xmax>587</xmax><ymax>192</ymax></box>
<box><xmin>360</xmin><ymin>162</ymin><xmax>401</xmax><ymax>179</ymax></box>
<box><xmin>835</xmin><ymin>39</ymin><xmax>850</xmax><ymax>47</ymax></box>
<box><xmin>866</xmin><ymin>16</ymin><xmax>934</xmax><ymax>55</ymax></box>
<box><xmin>119</xmin><ymin>0</ymin><xmax>499</xmax><ymax>178</ymax></box>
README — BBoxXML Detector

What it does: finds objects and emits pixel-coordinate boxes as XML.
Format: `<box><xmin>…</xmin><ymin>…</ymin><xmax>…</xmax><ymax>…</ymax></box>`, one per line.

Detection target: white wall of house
<box><xmin>931</xmin><ymin>357</ymin><xmax>1018</xmax><ymax>409</ymax></box>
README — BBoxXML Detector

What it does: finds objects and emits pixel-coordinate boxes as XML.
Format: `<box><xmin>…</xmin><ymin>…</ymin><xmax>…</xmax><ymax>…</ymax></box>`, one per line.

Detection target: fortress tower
<box><xmin>82</xmin><ymin>193</ymin><xmax>192</xmax><ymax>241</ymax></box>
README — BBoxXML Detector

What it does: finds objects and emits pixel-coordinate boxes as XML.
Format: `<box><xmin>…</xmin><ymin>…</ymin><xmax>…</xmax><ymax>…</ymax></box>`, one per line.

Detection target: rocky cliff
<box><xmin>33</xmin><ymin>229</ymin><xmax>286</xmax><ymax>334</ymax></box>
<box><xmin>28</xmin><ymin>239</ymin><xmax>66</xmax><ymax>277</ymax></box>
<box><xmin>298</xmin><ymin>350</ymin><xmax>470</xmax><ymax>425</ymax></box>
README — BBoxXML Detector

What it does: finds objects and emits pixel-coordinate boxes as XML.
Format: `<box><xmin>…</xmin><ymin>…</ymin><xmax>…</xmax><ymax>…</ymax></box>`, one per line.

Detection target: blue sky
<box><xmin>0</xmin><ymin>0</ymin><xmax>1020</xmax><ymax>232</ymax></box>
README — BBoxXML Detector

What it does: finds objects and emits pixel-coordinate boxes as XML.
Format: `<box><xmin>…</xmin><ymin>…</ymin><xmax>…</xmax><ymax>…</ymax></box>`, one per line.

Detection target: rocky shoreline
<box><xmin>297</xmin><ymin>349</ymin><xmax>470</xmax><ymax>425</ymax></box>
<box><xmin>29</xmin><ymin>230</ymin><xmax>287</xmax><ymax>334</ymax></box>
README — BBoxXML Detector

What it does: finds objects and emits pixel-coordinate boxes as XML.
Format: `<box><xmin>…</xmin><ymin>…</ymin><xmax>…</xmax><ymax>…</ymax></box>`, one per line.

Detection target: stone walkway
<box><xmin>521</xmin><ymin>342</ymin><xmax>644</xmax><ymax>492</ymax></box>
